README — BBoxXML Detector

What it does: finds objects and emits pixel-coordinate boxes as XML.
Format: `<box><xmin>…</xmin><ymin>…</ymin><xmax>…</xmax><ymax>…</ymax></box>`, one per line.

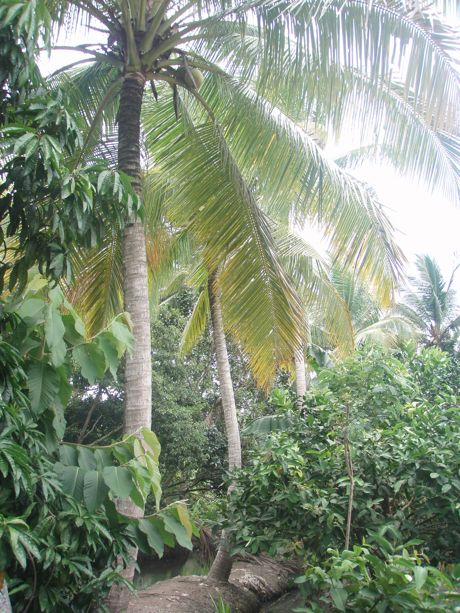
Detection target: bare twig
<box><xmin>77</xmin><ymin>385</ymin><xmax>102</xmax><ymax>443</ymax></box>
<box><xmin>344</xmin><ymin>404</ymin><xmax>355</xmax><ymax>550</ymax></box>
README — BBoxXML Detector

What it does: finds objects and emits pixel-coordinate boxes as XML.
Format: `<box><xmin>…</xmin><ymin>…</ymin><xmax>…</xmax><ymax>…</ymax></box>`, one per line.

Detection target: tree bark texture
<box><xmin>107</xmin><ymin>72</ymin><xmax>150</xmax><ymax>613</ymax></box>
<box><xmin>294</xmin><ymin>345</ymin><xmax>309</xmax><ymax>398</ymax></box>
<box><xmin>208</xmin><ymin>278</ymin><xmax>241</xmax><ymax>471</ymax></box>
<box><xmin>207</xmin><ymin>276</ymin><xmax>242</xmax><ymax>582</ymax></box>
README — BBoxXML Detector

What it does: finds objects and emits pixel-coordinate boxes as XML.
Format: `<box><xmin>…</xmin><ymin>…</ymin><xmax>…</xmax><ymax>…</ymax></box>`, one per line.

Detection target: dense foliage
<box><xmin>226</xmin><ymin>347</ymin><xmax>460</xmax><ymax>566</ymax></box>
<box><xmin>0</xmin><ymin>279</ymin><xmax>194</xmax><ymax>611</ymax></box>
<box><xmin>296</xmin><ymin>544</ymin><xmax>460</xmax><ymax>612</ymax></box>
<box><xmin>0</xmin><ymin>0</ymin><xmax>139</xmax><ymax>294</ymax></box>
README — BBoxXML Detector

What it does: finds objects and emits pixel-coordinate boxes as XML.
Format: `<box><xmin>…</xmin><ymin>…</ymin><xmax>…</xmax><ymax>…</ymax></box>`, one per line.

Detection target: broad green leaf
<box><xmin>141</xmin><ymin>428</ymin><xmax>161</xmax><ymax>462</ymax></box>
<box><xmin>414</xmin><ymin>566</ymin><xmax>428</xmax><ymax>591</ymax></box>
<box><xmin>133</xmin><ymin>438</ymin><xmax>147</xmax><ymax>466</ymax></box>
<box><xmin>102</xmin><ymin>466</ymin><xmax>134</xmax><ymax>498</ymax></box>
<box><xmin>17</xmin><ymin>532</ymin><xmax>41</xmax><ymax>560</ymax></box>
<box><xmin>83</xmin><ymin>470</ymin><xmax>109</xmax><ymax>512</ymax></box>
<box><xmin>8</xmin><ymin>528</ymin><xmax>27</xmax><ymax>569</ymax></box>
<box><xmin>160</xmin><ymin>513</ymin><xmax>193</xmax><ymax>551</ymax></box>
<box><xmin>94</xmin><ymin>449</ymin><xmax>112</xmax><ymax>471</ymax></box>
<box><xmin>96</xmin><ymin>332</ymin><xmax>120</xmax><ymax>379</ymax></box>
<box><xmin>78</xmin><ymin>447</ymin><xmax>97</xmax><ymax>471</ymax></box>
<box><xmin>59</xmin><ymin>445</ymin><xmax>78</xmax><ymax>466</ymax></box>
<box><xmin>129</xmin><ymin>484</ymin><xmax>146</xmax><ymax>510</ymax></box>
<box><xmin>52</xmin><ymin>404</ymin><xmax>66</xmax><ymax>439</ymax></box>
<box><xmin>110</xmin><ymin>319</ymin><xmax>133</xmax><ymax>354</ymax></box>
<box><xmin>17</xmin><ymin>298</ymin><xmax>45</xmax><ymax>321</ymax></box>
<box><xmin>27</xmin><ymin>362</ymin><xmax>60</xmax><ymax>413</ymax></box>
<box><xmin>149</xmin><ymin>516</ymin><xmax>175</xmax><ymax>548</ymax></box>
<box><xmin>176</xmin><ymin>503</ymin><xmax>193</xmax><ymax>539</ymax></box>
<box><xmin>330</xmin><ymin>587</ymin><xmax>347</xmax><ymax>611</ymax></box>
<box><xmin>55</xmin><ymin>462</ymin><xmax>85</xmax><ymax>501</ymax></box>
<box><xmin>138</xmin><ymin>519</ymin><xmax>165</xmax><ymax>558</ymax></box>
<box><xmin>45</xmin><ymin>305</ymin><xmax>66</xmax><ymax>367</ymax></box>
<box><xmin>62</xmin><ymin>314</ymin><xmax>84</xmax><ymax>345</ymax></box>
<box><xmin>73</xmin><ymin>343</ymin><xmax>106</xmax><ymax>384</ymax></box>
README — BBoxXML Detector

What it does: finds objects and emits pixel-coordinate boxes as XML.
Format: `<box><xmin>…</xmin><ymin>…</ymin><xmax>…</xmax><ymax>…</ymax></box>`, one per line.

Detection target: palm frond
<box><xmin>180</xmin><ymin>286</ymin><xmax>210</xmax><ymax>355</ymax></box>
<box><xmin>142</xmin><ymin>92</ymin><xmax>306</xmax><ymax>388</ymax></box>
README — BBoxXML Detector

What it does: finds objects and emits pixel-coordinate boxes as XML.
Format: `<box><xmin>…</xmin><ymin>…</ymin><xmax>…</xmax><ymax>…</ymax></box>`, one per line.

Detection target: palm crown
<box><xmin>397</xmin><ymin>255</ymin><xmax>460</xmax><ymax>352</ymax></box>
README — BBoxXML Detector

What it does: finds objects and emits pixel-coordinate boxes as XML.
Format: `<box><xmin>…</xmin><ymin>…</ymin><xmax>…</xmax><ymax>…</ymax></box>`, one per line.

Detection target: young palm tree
<box><xmin>397</xmin><ymin>255</ymin><xmax>460</xmax><ymax>352</ymax></box>
<box><xmin>327</xmin><ymin>268</ymin><xmax>418</xmax><ymax>348</ymax></box>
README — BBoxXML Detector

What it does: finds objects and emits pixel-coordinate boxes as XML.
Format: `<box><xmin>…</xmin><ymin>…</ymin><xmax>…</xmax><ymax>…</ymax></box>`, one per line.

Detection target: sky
<box><xmin>39</xmin><ymin>20</ymin><xmax>460</xmax><ymax>295</ymax></box>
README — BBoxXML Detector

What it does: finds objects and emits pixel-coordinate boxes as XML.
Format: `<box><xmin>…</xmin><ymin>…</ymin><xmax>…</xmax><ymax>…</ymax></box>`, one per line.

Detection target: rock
<box><xmin>127</xmin><ymin>557</ymin><xmax>292</xmax><ymax>613</ymax></box>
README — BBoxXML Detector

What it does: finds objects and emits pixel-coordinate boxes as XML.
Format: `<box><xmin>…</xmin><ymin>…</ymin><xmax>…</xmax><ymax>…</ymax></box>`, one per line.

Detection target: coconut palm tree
<box><xmin>397</xmin><ymin>255</ymin><xmax>460</xmax><ymax>352</ymax></box>
<box><xmin>327</xmin><ymin>267</ymin><xmax>418</xmax><ymax>347</ymax></box>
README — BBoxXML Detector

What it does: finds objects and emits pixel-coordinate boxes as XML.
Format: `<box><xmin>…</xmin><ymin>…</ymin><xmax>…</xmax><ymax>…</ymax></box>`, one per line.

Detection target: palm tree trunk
<box><xmin>207</xmin><ymin>275</ymin><xmax>241</xmax><ymax>582</ymax></box>
<box><xmin>107</xmin><ymin>72</ymin><xmax>150</xmax><ymax>613</ymax></box>
<box><xmin>294</xmin><ymin>345</ymin><xmax>309</xmax><ymax>398</ymax></box>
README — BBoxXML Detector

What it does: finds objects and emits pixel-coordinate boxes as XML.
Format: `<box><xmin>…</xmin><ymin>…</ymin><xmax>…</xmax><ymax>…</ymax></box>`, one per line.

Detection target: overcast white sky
<box><xmin>39</xmin><ymin>22</ymin><xmax>460</xmax><ymax>295</ymax></box>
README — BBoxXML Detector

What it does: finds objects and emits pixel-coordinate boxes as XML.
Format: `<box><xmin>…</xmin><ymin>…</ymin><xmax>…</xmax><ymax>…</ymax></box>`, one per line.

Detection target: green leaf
<box><xmin>45</xmin><ymin>305</ymin><xmax>66</xmax><ymax>367</ymax></box>
<box><xmin>59</xmin><ymin>445</ymin><xmax>78</xmax><ymax>466</ymax></box>
<box><xmin>94</xmin><ymin>449</ymin><xmax>112</xmax><ymax>471</ymax></box>
<box><xmin>55</xmin><ymin>462</ymin><xmax>85</xmax><ymax>501</ymax></box>
<box><xmin>330</xmin><ymin>587</ymin><xmax>348</xmax><ymax>611</ymax></box>
<box><xmin>96</xmin><ymin>332</ymin><xmax>120</xmax><ymax>379</ymax></box>
<box><xmin>138</xmin><ymin>519</ymin><xmax>165</xmax><ymax>557</ymax></box>
<box><xmin>413</xmin><ymin>566</ymin><xmax>428</xmax><ymax>591</ymax></box>
<box><xmin>8</xmin><ymin>528</ymin><xmax>27</xmax><ymax>569</ymax></box>
<box><xmin>27</xmin><ymin>362</ymin><xmax>60</xmax><ymax>413</ymax></box>
<box><xmin>14</xmin><ymin>132</ymin><xmax>35</xmax><ymax>154</ymax></box>
<box><xmin>160</xmin><ymin>513</ymin><xmax>193</xmax><ymax>551</ymax></box>
<box><xmin>17</xmin><ymin>298</ymin><xmax>45</xmax><ymax>321</ymax></box>
<box><xmin>73</xmin><ymin>343</ymin><xmax>106</xmax><ymax>384</ymax></box>
<box><xmin>175</xmin><ymin>503</ymin><xmax>193</xmax><ymax>539</ymax></box>
<box><xmin>102</xmin><ymin>466</ymin><xmax>134</xmax><ymax>498</ymax></box>
<box><xmin>110</xmin><ymin>319</ymin><xmax>133</xmax><ymax>354</ymax></box>
<box><xmin>84</xmin><ymin>470</ymin><xmax>109</xmax><ymax>512</ymax></box>
<box><xmin>141</xmin><ymin>428</ymin><xmax>161</xmax><ymax>462</ymax></box>
<box><xmin>78</xmin><ymin>447</ymin><xmax>96</xmax><ymax>471</ymax></box>
<box><xmin>62</xmin><ymin>314</ymin><xmax>84</xmax><ymax>345</ymax></box>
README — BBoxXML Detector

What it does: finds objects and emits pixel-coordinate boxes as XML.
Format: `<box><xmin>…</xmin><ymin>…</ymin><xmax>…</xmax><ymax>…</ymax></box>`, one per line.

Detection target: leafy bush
<box><xmin>226</xmin><ymin>348</ymin><xmax>460</xmax><ymax>564</ymax></box>
<box><xmin>0</xmin><ymin>347</ymin><xmax>134</xmax><ymax>611</ymax></box>
<box><xmin>0</xmin><ymin>279</ymin><xmax>194</xmax><ymax>611</ymax></box>
<box><xmin>295</xmin><ymin>543</ymin><xmax>460</xmax><ymax>612</ymax></box>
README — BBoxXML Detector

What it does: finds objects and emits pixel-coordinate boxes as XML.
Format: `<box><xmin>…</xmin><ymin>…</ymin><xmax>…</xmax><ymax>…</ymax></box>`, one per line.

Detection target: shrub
<box><xmin>295</xmin><ymin>543</ymin><xmax>460</xmax><ymax>612</ymax></box>
<box><xmin>225</xmin><ymin>348</ymin><xmax>460</xmax><ymax>564</ymax></box>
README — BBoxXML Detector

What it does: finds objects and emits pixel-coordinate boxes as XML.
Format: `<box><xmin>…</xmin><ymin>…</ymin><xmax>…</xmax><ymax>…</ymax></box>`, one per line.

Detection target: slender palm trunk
<box><xmin>107</xmin><ymin>72</ymin><xmax>151</xmax><ymax>613</ymax></box>
<box><xmin>294</xmin><ymin>345</ymin><xmax>309</xmax><ymax>399</ymax></box>
<box><xmin>207</xmin><ymin>275</ymin><xmax>241</xmax><ymax>582</ymax></box>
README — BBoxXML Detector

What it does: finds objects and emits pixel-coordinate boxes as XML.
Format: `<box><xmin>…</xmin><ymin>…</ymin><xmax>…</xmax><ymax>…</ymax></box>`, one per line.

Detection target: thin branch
<box><xmin>91</xmin><ymin>425</ymin><xmax>123</xmax><ymax>445</ymax></box>
<box><xmin>77</xmin><ymin>385</ymin><xmax>102</xmax><ymax>443</ymax></box>
<box><xmin>344</xmin><ymin>404</ymin><xmax>354</xmax><ymax>550</ymax></box>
